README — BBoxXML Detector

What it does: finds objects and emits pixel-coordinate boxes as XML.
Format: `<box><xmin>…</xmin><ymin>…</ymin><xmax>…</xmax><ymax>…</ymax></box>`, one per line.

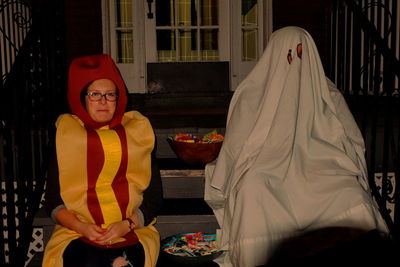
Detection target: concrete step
<box><xmin>155</xmin><ymin>214</ymin><xmax>219</xmax><ymax>240</ymax></box>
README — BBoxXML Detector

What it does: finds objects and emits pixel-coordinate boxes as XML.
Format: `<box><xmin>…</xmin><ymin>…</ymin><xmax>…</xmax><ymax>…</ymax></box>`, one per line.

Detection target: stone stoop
<box><xmin>156</xmin><ymin>169</ymin><xmax>219</xmax><ymax>239</ymax></box>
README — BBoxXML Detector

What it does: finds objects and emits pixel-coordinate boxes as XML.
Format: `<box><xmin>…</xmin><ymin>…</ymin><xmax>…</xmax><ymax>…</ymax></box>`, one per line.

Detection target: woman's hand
<box><xmin>95</xmin><ymin>220</ymin><xmax>131</xmax><ymax>245</ymax></box>
<box><xmin>55</xmin><ymin>208</ymin><xmax>106</xmax><ymax>241</ymax></box>
<box><xmin>76</xmin><ymin>222</ymin><xmax>107</xmax><ymax>242</ymax></box>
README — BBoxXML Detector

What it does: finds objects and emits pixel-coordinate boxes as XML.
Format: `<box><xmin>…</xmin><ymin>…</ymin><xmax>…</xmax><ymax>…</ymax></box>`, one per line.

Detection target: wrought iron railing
<box><xmin>0</xmin><ymin>0</ymin><xmax>400</xmax><ymax>266</ymax></box>
<box><xmin>330</xmin><ymin>0</ymin><xmax>400</xmax><ymax>238</ymax></box>
<box><xmin>0</xmin><ymin>0</ymin><xmax>66</xmax><ymax>266</ymax></box>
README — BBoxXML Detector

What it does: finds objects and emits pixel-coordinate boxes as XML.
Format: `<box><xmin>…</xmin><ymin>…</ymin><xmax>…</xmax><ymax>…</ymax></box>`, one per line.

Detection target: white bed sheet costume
<box><xmin>204</xmin><ymin>26</ymin><xmax>389</xmax><ymax>267</ymax></box>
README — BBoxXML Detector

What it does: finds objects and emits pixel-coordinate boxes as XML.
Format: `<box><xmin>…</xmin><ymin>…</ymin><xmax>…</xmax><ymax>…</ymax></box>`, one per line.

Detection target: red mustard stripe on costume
<box><xmin>112</xmin><ymin>126</ymin><xmax>129</xmax><ymax>217</ymax></box>
<box><xmin>86</xmin><ymin>127</ymin><xmax>105</xmax><ymax>224</ymax></box>
<box><xmin>83</xmin><ymin>126</ymin><xmax>139</xmax><ymax>248</ymax></box>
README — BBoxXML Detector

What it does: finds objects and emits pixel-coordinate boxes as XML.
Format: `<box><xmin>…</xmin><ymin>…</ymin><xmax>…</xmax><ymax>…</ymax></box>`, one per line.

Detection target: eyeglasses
<box><xmin>86</xmin><ymin>92</ymin><xmax>118</xmax><ymax>102</ymax></box>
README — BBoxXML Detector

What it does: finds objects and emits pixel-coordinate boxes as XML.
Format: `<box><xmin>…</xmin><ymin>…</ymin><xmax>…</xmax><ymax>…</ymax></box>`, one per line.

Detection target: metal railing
<box><xmin>330</xmin><ymin>0</ymin><xmax>400</xmax><ymax>237</ymax></box>
<box><xmin>0</xmin><ymin>0</ymin><xmax>399</xmax><ymax>266</ymax></box>
<box><xmin>0</xmin><ymin>0</ymin><xmax>66</xmax><ymax>266</ymax></box>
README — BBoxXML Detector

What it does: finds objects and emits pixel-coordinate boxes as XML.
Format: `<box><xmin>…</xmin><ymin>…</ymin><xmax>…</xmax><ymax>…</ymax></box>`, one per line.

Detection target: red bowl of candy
<box><xmin>167</xmin><ymin>131</ymin><xmax>224</xmax><ymax>165</ymax></box>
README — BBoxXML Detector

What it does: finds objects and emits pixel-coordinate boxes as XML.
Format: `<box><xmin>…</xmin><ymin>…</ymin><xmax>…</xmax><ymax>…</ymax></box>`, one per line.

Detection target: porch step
<box><xmin>155</xmin><ymin>214</ymin><xmax>219</xmax><ymax>240</ymax></box>
<box><xmin>157</xmin><ymin>169</ymin><xmax>219</xmax><ymax>239</ymax></box>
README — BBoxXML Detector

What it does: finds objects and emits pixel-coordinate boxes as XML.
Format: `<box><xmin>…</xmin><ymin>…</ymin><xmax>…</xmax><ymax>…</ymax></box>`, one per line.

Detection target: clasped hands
<box><xmin>77</xmin><ymin>219</ymin><xmax>133</xmax><ymax>246</ymax></box>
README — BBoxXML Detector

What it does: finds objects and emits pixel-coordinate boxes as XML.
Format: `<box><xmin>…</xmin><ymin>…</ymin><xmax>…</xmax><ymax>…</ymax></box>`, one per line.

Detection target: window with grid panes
<box><xmin>242</xmin><ymin>0</ymin><xmax>259</xmax><ymax>61</ymax></box>
<box><xmin>155</xmin><ymin>0</ymin><xmax>219</xmax><ymax>62</ymax></box>
<box><xmin>104</xmin><ymin>0</ymin><xmax>270</xmax><ymax>93</ymax></box>
<box><xmin>113</xmin><ymin>0</ymin><xmax>134</xmax><ymax>63</ymax></box>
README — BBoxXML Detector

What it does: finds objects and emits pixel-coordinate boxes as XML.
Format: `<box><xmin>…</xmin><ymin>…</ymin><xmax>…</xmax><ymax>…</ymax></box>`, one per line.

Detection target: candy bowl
<box><xmin>167</xmin><ymin>139</ymin><xmax>223</xmax><ymax>165</ymax></box>
<box><xmin>161</xmin><ymin>232</ymin><xmax>223</xmax><ymax>265</ymax></box>
<box><xmin>167</xmin><ymin>132</ymin><xmax>224</xmax><ymax>165</ymax></box>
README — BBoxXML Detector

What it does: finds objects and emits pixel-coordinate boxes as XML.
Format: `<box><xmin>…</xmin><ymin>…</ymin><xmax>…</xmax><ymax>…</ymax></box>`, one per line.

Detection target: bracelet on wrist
<box><xmin>126</xmin><ymin>217</ymin><xmax>135</xmax><ymax>232</ymax></box>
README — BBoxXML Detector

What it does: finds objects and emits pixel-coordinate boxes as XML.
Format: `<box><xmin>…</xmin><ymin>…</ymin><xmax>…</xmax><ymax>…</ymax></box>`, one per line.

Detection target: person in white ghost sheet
<box><xmin>204</xmin><ymin>26</ymin><xmax>389</xmax><ymax>267</ymax></box>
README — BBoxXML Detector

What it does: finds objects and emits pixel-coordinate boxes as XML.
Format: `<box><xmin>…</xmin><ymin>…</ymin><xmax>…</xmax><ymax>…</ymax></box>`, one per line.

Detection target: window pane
<box><xmin>200</xmin><ymin>0</ymin><xmax>218</xmax><ymax>26</ymax></box>
<box><xmin>200</xmin><ymin>29</ymin><xmax>219</xmax><ymax>61</ymax></box>
<box><xmin>242</xmin><ymin>0</ymin><xmax>258</xmax><ymax>26</ymax></box>
<box><xmin>179</xmin><ymin>29</ymin><xmax>198</xmax><ymax>61</ymax></box>
<box><xmin>156</xmin><ymin>0</ymin><xmax>175</xmax><ymax>26</ymax></box>
<box><xmin>157</xmin><ymin>30</ymin><xmax>176</xmax><ymax>62</ymax></box>
<box><xmin>178</xmin><ymin>0</ymin><xmax>196</xmax><ymax>26</ymax></box>
<box><xmin>154</xmin><ymin>0</ymin><xmax>221</xmax><ymax>62</ymax></box>
<box><xmin>116</xmin><ymin>30</ymin><xmax>133</xmax><ymax>63</ymax></box>
<box><xmin>242</xmin><ymin>29</ymin><xmax>257</xmax><ymax>61</ymax></box>
<box><xmin>115</xmin><ymin>0</ymin><xmax>132</xmax><ymax>27</ymax></box>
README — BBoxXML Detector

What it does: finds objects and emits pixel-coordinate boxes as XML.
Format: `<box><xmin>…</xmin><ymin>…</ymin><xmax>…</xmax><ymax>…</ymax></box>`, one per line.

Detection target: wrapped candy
<box><xmin>169</xmin><ymin>130</ymin><xmax>224</xmax><ymax>144</ymax></box>
<box><xmin>162</xmin><ymin>232</ymin><xmax>219</xmax><ymax>257</ymax></box>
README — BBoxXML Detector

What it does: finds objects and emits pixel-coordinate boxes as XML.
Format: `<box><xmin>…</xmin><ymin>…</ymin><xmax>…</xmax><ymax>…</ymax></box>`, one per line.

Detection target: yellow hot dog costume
<box><xmin>43</xmin><ymin>54</ymin><xmax>160</xmax><ymax>266</ymax></box>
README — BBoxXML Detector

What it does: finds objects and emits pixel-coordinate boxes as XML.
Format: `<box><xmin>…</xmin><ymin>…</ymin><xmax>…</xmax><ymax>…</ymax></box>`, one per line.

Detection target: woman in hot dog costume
<box><xmin>43</xmin><ymin>54</ymin><xmax>162</xmax><ymax>267</ymax></box>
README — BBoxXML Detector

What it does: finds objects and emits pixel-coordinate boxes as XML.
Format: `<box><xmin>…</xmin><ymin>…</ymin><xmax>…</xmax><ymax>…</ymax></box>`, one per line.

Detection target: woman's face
<box><xmin>85</xmin><ymin>79</ymin><xmax>117</xmax><ymax>124</ymax></box>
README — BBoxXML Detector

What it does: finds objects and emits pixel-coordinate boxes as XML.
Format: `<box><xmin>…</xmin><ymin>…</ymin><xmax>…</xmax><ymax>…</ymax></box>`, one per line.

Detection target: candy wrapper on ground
<box><xmin>161</xmin><ymin>232</ymin><xmax>222</xmax><ymax>265</ymax></box>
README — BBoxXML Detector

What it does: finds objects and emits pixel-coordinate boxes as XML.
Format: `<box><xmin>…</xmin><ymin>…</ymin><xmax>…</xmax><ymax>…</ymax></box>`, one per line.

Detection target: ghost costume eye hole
<box><xmin>297</xmin><ymin>43</ymin><xmax>302</xmax><ymax>58</ymax></box>
<box><xmin>287</xmin><ymin>49</ymin><xmax>293</xmax><ymax>64</ymax></box>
